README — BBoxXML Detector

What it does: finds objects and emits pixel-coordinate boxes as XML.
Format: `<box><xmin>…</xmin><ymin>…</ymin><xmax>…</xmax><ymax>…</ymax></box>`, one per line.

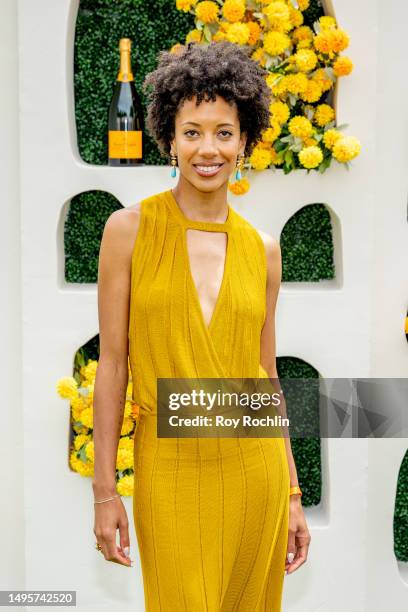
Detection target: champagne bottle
<box><xmin>108</xmin><ymin>38</ymin><xmax>144</xmax><ymax>166</ymax></box>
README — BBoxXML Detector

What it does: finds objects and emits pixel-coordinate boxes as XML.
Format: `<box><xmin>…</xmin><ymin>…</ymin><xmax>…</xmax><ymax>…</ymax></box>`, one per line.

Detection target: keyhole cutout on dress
<box><xmin>185</xmin><ymin>228</ymin><xmax>229</xmax><ymax>331</ymax></box>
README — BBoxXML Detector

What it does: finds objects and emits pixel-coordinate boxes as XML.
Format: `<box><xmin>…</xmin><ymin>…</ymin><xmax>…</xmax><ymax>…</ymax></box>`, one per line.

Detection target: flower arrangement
<box><xmin>56</xmin><ymin>352</ymin><xmax>139</xmax><ymax>496</ymax></box>
<box><xmin>174</xmin><ymin>0</ymin><xmax>361</xmax><ymax>194</ymax></box>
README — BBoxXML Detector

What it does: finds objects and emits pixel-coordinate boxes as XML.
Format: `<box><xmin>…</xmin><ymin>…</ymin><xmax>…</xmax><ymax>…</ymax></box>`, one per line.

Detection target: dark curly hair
<box><xmin>142</xmin><ymin>41</ymin><xmax>272</xmax><ymax>159</ymax></box>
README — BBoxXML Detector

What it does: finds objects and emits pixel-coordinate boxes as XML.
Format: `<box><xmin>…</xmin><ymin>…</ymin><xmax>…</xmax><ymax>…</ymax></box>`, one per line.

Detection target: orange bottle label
<box><xmin>109</xmin><ymin>130</ymin><xmax>142</xmax><ymax>159</ymax></box>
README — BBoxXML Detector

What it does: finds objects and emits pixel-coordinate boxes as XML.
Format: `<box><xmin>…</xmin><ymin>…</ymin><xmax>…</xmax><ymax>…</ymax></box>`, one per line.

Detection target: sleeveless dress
<box><xmin>128</xmin><ymin>188</ymin><xmax>290</xmax><ymax>611</ymax></box>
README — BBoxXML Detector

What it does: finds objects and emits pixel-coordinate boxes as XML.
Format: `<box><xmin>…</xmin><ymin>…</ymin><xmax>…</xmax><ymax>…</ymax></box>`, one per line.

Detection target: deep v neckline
<box><xmin>164</xmin><ymin>189</ymin><xmax>234</xmax><ymax>336</ymax></box>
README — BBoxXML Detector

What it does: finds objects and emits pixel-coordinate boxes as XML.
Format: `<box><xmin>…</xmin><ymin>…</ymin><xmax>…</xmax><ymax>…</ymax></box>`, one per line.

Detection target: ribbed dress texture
<box><xmin>128</xmin><ymin>189</ymin><xmax>290</xmax><ymax>611</ymax></box>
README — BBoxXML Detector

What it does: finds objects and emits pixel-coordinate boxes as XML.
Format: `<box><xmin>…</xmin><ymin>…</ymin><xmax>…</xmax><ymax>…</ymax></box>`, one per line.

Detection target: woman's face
<box><xmin>170</xmin><ymin>94</ymin><xmax>247</xmax><ymax>192</ymax></box>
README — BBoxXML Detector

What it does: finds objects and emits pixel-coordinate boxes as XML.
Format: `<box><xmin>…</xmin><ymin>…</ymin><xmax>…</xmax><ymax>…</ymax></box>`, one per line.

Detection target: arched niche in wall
<box><xmin>394</xmin><ymin>450</ymin><xmax>408</xmax><ymax>565</ymax></box>
<box><xmin>63</xmin><ymin>190</ymin><xmax>123</xmax><ymax>283</ymax></box>
<box><xmin>277</xmin><ymin>356</ymin><xmax>322</xmax><ymax>507</ymax></box>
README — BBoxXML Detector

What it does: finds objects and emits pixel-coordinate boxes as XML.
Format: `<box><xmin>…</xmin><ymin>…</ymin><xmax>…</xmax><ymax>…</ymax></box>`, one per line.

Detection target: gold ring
<box><xmin>95</xmin><ymin>542</ymin><xmax>103</xmax><ymax>552</ymax></box>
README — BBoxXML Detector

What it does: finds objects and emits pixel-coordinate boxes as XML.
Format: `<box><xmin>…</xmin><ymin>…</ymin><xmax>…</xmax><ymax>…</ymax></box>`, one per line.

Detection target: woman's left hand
<box><xmin>285</xmin><ymin>495</ymin><xmax>311</xmax><ymax>575</ymax></box>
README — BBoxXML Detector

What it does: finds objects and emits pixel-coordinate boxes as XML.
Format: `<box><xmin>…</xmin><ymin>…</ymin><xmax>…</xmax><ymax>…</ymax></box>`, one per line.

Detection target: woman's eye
<box><xmin>185</xmin><ymin>130</ymin><xmax>198</xmax><ymax>136</ymax></box>
<box><xmin>219</xmin><ymin>130</ymin><xmax>233</xmax><ymax>137</ymax></box>
<box><xmin>184</xmin><ymin>130</ymin><xmax>233</xmax><ymax>137</ymax></box>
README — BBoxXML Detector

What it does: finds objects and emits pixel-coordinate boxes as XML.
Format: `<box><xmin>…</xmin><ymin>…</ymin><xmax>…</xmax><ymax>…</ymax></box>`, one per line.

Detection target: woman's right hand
<box><xmin>93</xmin><ymin>495</ymin><xmax>133</xmax><ymax>567</ymax></box>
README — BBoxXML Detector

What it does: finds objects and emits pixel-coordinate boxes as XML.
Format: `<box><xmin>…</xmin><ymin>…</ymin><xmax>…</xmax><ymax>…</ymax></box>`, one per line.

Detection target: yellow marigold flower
<box><xmin>263</xmin><ymin>31</ymin><xmax>291</xmax><ymax>56</ymax></box>
<box><xmin>176</xmin><ymin>0</ymin><xmax>197</xmax><ymax>11</ymax></box>
<box><xmin>333</xmin><ymin>56</ymin><xmax>353</xmax><ymax>76</ymax></box>
<box><xmin>186</xmin><ymin>29</ymin><xmax>202</xmax><ymax>43</ymax></box>
<box><xmin>322</xmin><ymin>128</ymin><xmax>342</xmax><ymax>150</ymax></box>
<box><xmin>247</xmin><ymin>21</ymin><xmax>261</xmax><ymax>45</ymax></box>
<box><xmin>270</xmin><ymin>147</ymin><xmax>284</xmax><ymax>165</ymax></box>
<box><xmin>117</xmin><ymin>447</ymin><xmax>133</xmax><ymax>471</ymax></box>
<box><xmin>294</xmin><ymin>48</ymin><xmax>318</xmax><ymax>72</ymax></box>
<box><xmin>298</xmin><ymin>145</ymin><xmax>323</xmax><ymax>169</ymax></box>
<box><xmin>312</xmin><ymin>68</ymin><xmax>333</xmax><ymax>92</ymax></box>
<box><xmin>228</xmin><ymin>177</ymin><xmax>250</xmax><ymax>195</ymax></box>
<box><xmin>299</xmin><ymin>79</ymin><xmax>322</xmax><ymax>103</ymax></box>
<box><xmin>80</xmin><ymin>406</ymin><xmax>93</xmax><ymax>429</ymax></box>
<box><xmin>117</xmin><ymin>475</ymin><xmax>134</xmax><ymax>497</ymax></box>
<box><xmin>285</xmin><ymin>72</ymin><xmax>308</xmax><ymax>94</ymax></box>
<box><xmin>213</xmin><ymin>30</ymin><xmax>227</xmax><ymax>41</ymax></box>
<box><xmin>314</xmin><ymin>103</ymin><xmax>335</xmax><ymax>126</ymax></box>
<box><xmin>332</xmin><ymin>136</ymin><xmax>361</xmax><ymax>162</ymax></box>
<box><xmin>119</xmin><ymin>436</ymin><xmax>133</xmax><ymax>451</ymax></box>
<box><xmin>170</xmin><ymin>43</ymin><xmax>184</xmax><ymax>54</ymax></box>
<box><xmin>304</xmin><ymin>137</ymin><xmax>317</xmax><ymax>146</ymax></box>
<box><xmin>289</xmin><ymin>7</ymin><xmax>304</xmax><ymax>28</ymax></box>
<box><xmin>196</xmin><ymin>0</ymin><xmax>219</xmax><ymax>23</ymax></box>
<box><xmin>69</xmin><ymin>450</ymin><xmax>80</xmax><ymax>472</ymax></box>
<box><xmin>71</xmin><ymin>397</ymin><xmax>86</xmax><ymax>421</ymax></box>
<box><xmin>56</xmin><ymin>376</ymin><xmax>78</xmax><ymax>400</ymax></box>
<box><xmin>263</xmin><ymin>123</ymin><xmax>281</xmax><ymax>142</ymax></box>
<box><xmin>124</xmin><ymin>400</ymin><xmax>133</xmax><ymax>419</ymax></box>
<box><xmin>288</xmin><ymin>115</ymin><xmax>313</xmax><ymax>139</ymax></box>
<box><xmin>270</xmin><ymin>101</ymin><xmax>290</xmax><ymax>124</ymax></box>
<box><xmin>121</xmin><ymin>416</ymin><xmax>135</xmax><ymax>436</ymax></box>
<box><xmin>331</xmin><ymin>29</ymin><xmax>350</xmax><ymax>53</ymax></box>
<box><xmin>74</xmin><ymin>433</ymin><xmax>91</xmax><ymax>451</ymax></box>
<box><xmin>297</xmin><ymin>0</ymin><xmax>310</xmax><ymax>10</ymax></box>
<box><xmin>249</xmin><ymin>146</ymin><xmax>273</xmax><ymax>170</ymax></box>
<box><xmin>319</xmin><ymin>16</ymin><xmax>337</xmax><ymax>30</ymax></box>
<box><xmin>292</xmin><ymin>25</ymin><xmax>313</xmax><ymax>43</ymax></box>
<box><xmin>81</xmin><ymin>360</ymin><xmax>98</xmax><ymax>383</ymax></box>
<box><xmin>84</xmin><ymin>382</ymin><xmax>94</xmax><ymax>404</ymax></box>
<box><xmin>313</xmin><ymin>30</ymin><xmax>334</xmax><ymax>54</ymax></box>
<box><xmin>226</xmin><ymin>22</ymin><xmax>250</xmax><ymax>45</ymax></box>
<box><xmin>85</xmin><ymin>440</ymin><xmax>94</xmax><ymax>463</ymax></box>
<box><xmin>75</xmin><ymin>457</ymin><xmax>94</xmax><ymax>477</ymax></box>
<box><xmin>263</xmin><ymin>2</ymin><xmax>290</xmax><ymax>27</ymax></box>
<box><xmin>222</xmin><ymin>0</ymin><xmax>246</xmax><ymax>23</ymax></box>
<box><xmin>297</xmin><ymin>39</ymin><xmax>313</xmax><ymax>49</ymax></box>
<box><xmin>251</xmin><ymin>47</ymin><xmax>266</xmax><ymax>66</ymax></box>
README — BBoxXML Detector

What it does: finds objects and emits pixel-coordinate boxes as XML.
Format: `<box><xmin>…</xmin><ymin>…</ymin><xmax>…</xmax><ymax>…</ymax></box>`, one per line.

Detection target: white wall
<box><xmin>1</xmin><ymin>0</ymin><xmax>406</xmax><ymax>609</ymax></box>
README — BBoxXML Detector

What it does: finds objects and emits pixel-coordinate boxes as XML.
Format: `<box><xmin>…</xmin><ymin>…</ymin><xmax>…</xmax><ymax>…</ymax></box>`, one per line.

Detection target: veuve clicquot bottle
<box><xmin>108</xmin><ymin>38</ymin><xmax>144</xmax><ymax>166</ymax></box>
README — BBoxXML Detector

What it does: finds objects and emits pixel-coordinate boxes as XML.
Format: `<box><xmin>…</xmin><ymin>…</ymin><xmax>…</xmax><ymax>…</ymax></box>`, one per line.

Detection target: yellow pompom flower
<box><xmin>74</xmin><ymin>433</ymin><xmax>91</xmax><ymax>451</ymax></box>
<box><xmin>249</xmin><ymin>146</ymin><xmax>273</xmax><ymax>170</ymax></box>
<box><xmin>292</xmin><ymin>25</ymin><xmax>313</xmax><ymax>43</ymax></box>
<box><xmin>196</xmin><ymin>0</ymin><xmax>219</xmax><ymax>23</ymax></box>
<box><xmin>331</xmin><ymin>29</ymin><xmax>350</xmax><ymax>53</ymax></box>
<box><xmin>285</xmin><ymin>72</ymin><xmax>308</xmax><ymax>95</ymax></box>
<box><xmin>71</xmin><ymin>396</ymin><xmax>86</xmax><ymax>421</ymax></box>
<box><xmin>75</xmin><ymin>457</ymin><xmax>94</xmax><ymax>477</ymax></box>
<box><xmin>314</xmin><ymin>103</ymin><xmax>335</xmax><ymax>126</ymax></box>
<box><xmin>323</xmin><ymin>128</ymin><xmax>343</xmax><ymax>150</ymax></box>
<box><xmin>288</xmin><ymin>7</ymin><xmax>304</xmax><ymax>28</ymax></box>
<box><xmin>333</xmin><ymin>56</ymin><xmax>353</xmax><ymax>76</ymax></box>
<box><xmin>270</xmin><ymin>147</ymin><xmax>284</xmax><ymax>165</ymax></box>
<box><xmin>176</xmin><ymin>0</ymin><xmax>197</xmax><ymax>11</ymax></box>
<box><xmin>80</xmin><ymin>406</ymin><xmax>93</xmax><ymax>429</ymax></box>
<box><xmin>222</xmin><ymin>0</ymin><xmax>246</xmax><ymax>23</ymax></box>
<box><xmin>263</xmin><ymin>2</ymin><xmax>290</xmax><ymax>27</ymax></box>
<box><xmin>298</xmin><ymin>145</ymin><xmax>323</xmax><ymax>169</ymax></box>
<box><xmin>247</xmin><ymin>21</ymin><xmax>261</xmax><ymax>45</ymax></box>
<box><xmin>119</xmin><ymin>436</ymin><xmax>133</xmax><ymax>451</ymax></box>
<box><xmin>263</xmin><ymin>31</ymin><xmax>291</xmax><ymax>56</ymax></box>
<box><xmin>251</xmin><ymin>47</ymin><xmax>266</xmax><ymax>66</ymax></box>
<box><xmin>319</xmin><ymin>16</ymin><xmax>337</xmax><ymax>30</ymax></box>
<box><xmin>226</xmin><ymin>22</ymin><xmax>250</xmax><ymax>45</ymax></box>
<box><xmin>124</xmin><ymin>400</ymin><xmax>133</xmax><ymax>419</ymax></box>
<box><xmin>269</xmin><ymin>101</ymin><xmax>290</xmax><ymax>124</ymax></box>
<box><xmin>294</xmin><ymin>48</ymin><xmax>318</xmax><ymax>72</ymax></box>
<box><xmin>296</xmin><ymin>38</ymin><xmax>313</xmax><ymax>50</ymax></box>
<box><xmin>332</xmin><ymin>136</ymin><xmax>361</xmax><ymax>162</ymax></box>
<box><xmin>85</xmin><ymin>440</ymin><xmax>94</xmax><ymax>463</ymax></box>
<box><xmin>213</xmin><ymin>30</ymin><xmax>227</xmax><ymax>41</ymax></box>
<box><xmin>299</xmin><ymin>79</ymin><xmax>322</xmax><ymax>103</ymax></box>
<box><xmin>313</xmin><ymin>30</ymin><xmax>334</xmax><ymax>54</ymax></box>
<box><xmin>304</xmin><ymin>137</ymin><xmax>318</xmax><ymax>146</ymax></box>
<box><xmin>117</xmin><ymin>447</ymin><xmax>133</xmax><ymax>471</ymax></box>
<box><xmin>312</xmin><ymin>68</ymin><xmax>333</xmax><ymax>92</ymax></box>
<box><xmin>170</xmin><ymin>43</ymin><xmax>185</xmax><ymax>54</ymax></box>
<box><xmin>263</xmin><ymin>122</ymin><xmax>281</xmax><ymax>142</ymax></box>
<box><xmin>288</xmin><ymin>115</ymin><xmax>313</xmax><ymax>139</ymax></box>
<box><xmin>117</xmin><ymin>475</ymin><xmax>134</xmax><ymax>497</ymax></box>
<box><xmin>80</xmin><ymin>360</ymin><xmax>98</xmax><ymax>383</ymax></box>
<box><xmin>186</xmin><ymin>29</ymin><xmax>202</xmax><ymax>43</ymax></box>
<box><xmin>297</xmin><ymin>0</ymin><xmax>310</xmax><ymax>10</ymax></box>
<box><xmin>56</xmin><ymin>376</ymin><xmax>78</xmax><ymax>400</ymax></box>
<box><xmin>228</xmin><ymin>177</ymin><xmax>250</xmax><ymax>195</ymax></box>
<box><xmin>121</xmin><ymin>416</ymin><xmax>135</xmax><ymax>436</ymax></box>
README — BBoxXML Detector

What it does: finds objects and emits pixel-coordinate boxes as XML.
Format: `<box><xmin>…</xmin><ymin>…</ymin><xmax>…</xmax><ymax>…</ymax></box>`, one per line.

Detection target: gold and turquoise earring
<box><xmin>170</xmin><ymin>153</ymin><xmax>178</xmax><ymax>178</ymax></box>
<box><xmin>235</xmin><ymin>154</ymin><xmax>245</xmax><ymax>181</ymax></box>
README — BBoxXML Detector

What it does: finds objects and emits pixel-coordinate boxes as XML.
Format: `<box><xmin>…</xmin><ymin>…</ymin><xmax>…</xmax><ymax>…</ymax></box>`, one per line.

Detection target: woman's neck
<box><xmin>171</xmin><ymin>178</ymin><xmax>229</xmax><ymax>224</ymax></box>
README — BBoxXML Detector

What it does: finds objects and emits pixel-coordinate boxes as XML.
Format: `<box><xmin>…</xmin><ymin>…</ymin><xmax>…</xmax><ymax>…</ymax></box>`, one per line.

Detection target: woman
<box><xmin>92</xmin><ymin>41</ymin><xmax>311</xmax><ymax>610</ymax></box>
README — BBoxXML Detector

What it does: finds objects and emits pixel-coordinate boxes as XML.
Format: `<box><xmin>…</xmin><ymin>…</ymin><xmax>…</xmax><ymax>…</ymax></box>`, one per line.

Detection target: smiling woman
<box><xmin>92</xmin><ymin>40</ymin><xmax>310</xmax><ymax>611</ymax></box>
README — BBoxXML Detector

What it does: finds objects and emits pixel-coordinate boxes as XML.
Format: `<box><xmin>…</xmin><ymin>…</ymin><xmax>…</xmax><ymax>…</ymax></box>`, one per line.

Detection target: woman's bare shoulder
<box><xmin>102</xmin><ymin>202</ymin><xmax>142</xmax><ymax>263</ymax></box>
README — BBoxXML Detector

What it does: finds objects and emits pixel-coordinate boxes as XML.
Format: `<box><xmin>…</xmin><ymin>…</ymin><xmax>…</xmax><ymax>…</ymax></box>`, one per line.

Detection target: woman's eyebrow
<box><xmin>181</xmin><ymin>121</ymin><xmax>235</xmax><ymax>127</ymax></box>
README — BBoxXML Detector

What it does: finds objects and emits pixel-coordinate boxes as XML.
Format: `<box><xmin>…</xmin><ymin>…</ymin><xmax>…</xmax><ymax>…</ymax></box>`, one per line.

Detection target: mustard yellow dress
<box><xmin>128</xmin><ymin>188</ymin><xmax>290</xmax><ymax>611</ymax></box>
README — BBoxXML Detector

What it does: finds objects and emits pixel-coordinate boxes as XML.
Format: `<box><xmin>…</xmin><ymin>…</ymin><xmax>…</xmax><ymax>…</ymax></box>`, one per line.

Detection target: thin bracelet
<box><xmin>94</xmin><ymin>494</ymin><xmax>120</xmax><ymax>504</ymax></box>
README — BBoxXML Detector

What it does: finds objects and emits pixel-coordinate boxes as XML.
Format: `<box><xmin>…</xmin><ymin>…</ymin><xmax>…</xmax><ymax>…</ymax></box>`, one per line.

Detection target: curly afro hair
<box><xmin>142</xmin><ymin>41</ymin><xmax>272</xmax><ymax>159</ymax></box>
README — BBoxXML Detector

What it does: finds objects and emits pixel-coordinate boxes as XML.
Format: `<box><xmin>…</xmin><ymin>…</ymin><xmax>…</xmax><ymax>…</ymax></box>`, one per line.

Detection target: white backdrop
<box><xmin>1</xmin><ymin>0</ymin><xmax>408</xmax><ymax>610</ymax></box>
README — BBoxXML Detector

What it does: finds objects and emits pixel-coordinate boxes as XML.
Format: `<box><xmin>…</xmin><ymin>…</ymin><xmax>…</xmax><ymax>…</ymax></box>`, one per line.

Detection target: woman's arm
<box><xmin>258</xmin><ymin>232</ymin><xmax>300</xmax><ymax>495</ymax></box>
<box><xmin>92</xmin><ymin>205</ymin><xmax>141</xmax><ymax>499</ymax></box>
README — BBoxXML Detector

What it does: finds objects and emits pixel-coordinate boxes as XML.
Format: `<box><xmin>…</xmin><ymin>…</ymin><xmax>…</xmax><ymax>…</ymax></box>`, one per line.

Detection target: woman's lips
<box><xmin>193</xmin><ymin>163</ymin><xmax>224</xmax><ymax>177</ymax></box>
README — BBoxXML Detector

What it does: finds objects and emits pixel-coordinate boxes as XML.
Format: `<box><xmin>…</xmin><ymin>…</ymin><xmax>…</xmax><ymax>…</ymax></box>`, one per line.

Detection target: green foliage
<box><xmin>281</xmin><ymin>203</ymin><xmax>335</xmax><ymax>282</ymax></box>
<box><xmin>394</xmin><ymin>452</ymin><xmax>408</xmax><ymax>561</ymax></box>
<box><xmin>74</xmin><ymin>0</ymin><xmax>195</xmax><ymax>165</ymax></box>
